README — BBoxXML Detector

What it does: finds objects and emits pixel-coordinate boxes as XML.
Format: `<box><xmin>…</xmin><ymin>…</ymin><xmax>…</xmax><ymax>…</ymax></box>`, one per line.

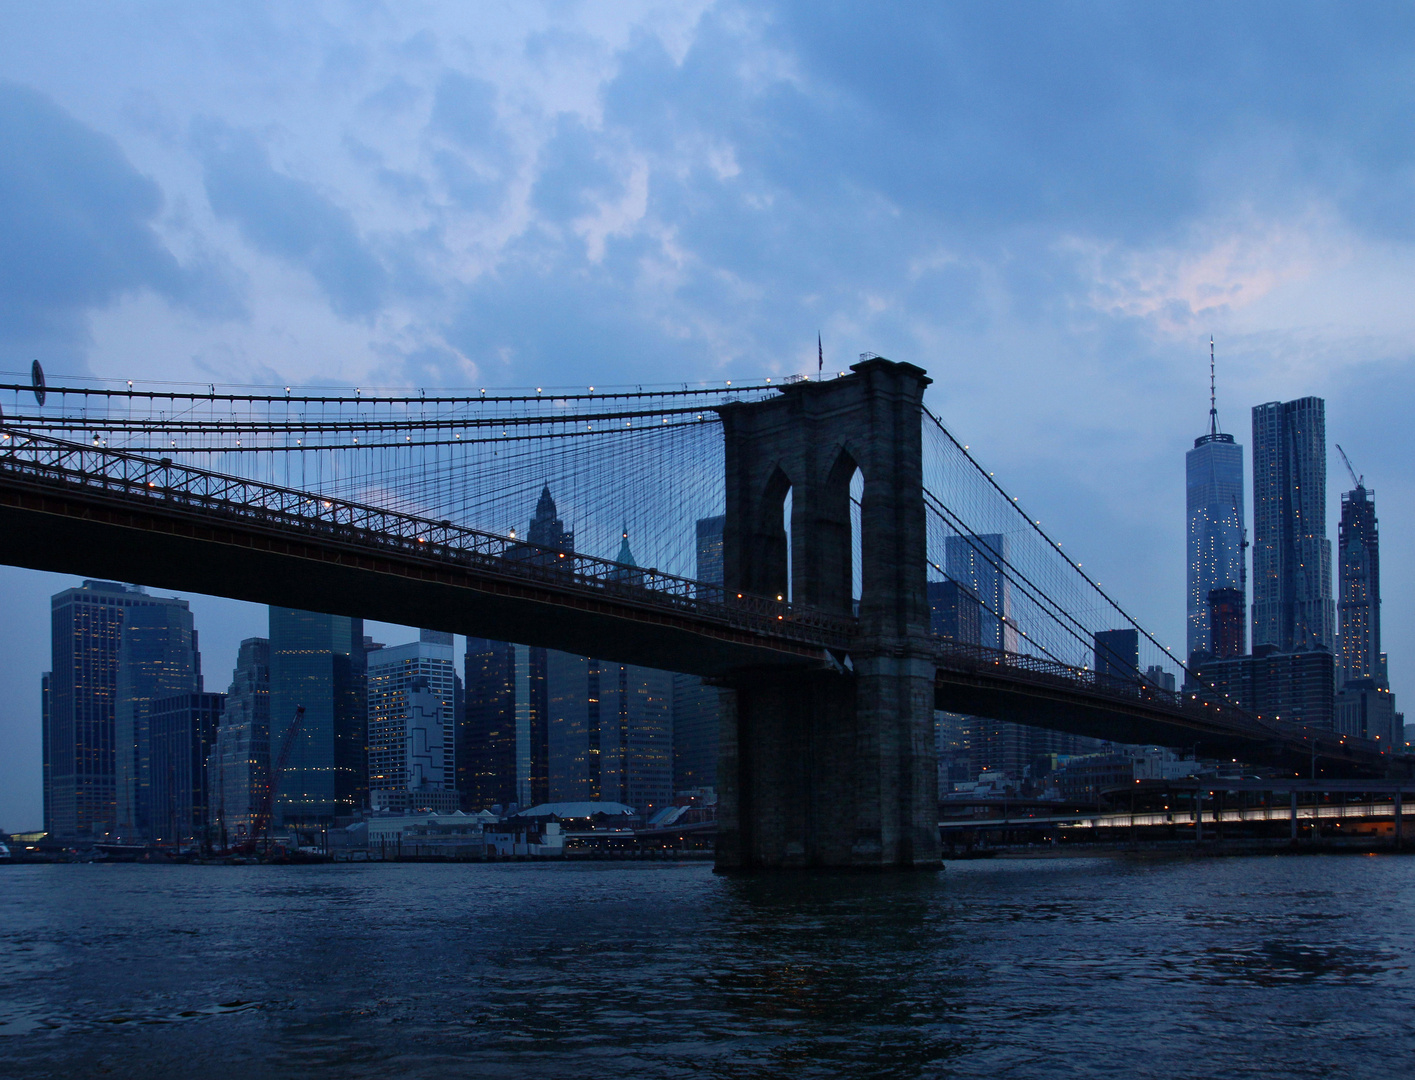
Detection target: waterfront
<box><xmin>3</xmin><ymin>856</ymin><xmax>1413</xmax><ymax>1078</ymax></box>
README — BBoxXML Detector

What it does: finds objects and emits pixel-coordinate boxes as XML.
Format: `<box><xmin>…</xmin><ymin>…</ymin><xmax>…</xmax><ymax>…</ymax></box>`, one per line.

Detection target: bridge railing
<box><xmin>0</xmin><ymin>431</ymin><xmax>857</xmax><ymax>650</ymax></box>
<box><xmin>931</xmin><ymin>638</ymin><xmax>1282</xmax><ymax>738</ymax></box>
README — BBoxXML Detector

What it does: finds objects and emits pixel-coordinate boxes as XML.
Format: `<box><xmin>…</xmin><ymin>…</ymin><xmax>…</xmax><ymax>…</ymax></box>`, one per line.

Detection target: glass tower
<box><xmin>268</xmin><ymin>608</ymin><xmax>366</xmax><ymax>824</ymax></box>
<box><xmin>46</xmin><ymin>580</ymin><xmax>196</xmax><ymax>840</ymax></box>
<box><xmin>1337</xmin><ymin>484</ymin><xmax>1380</xmax><ymax>684</ymax></box>
<box><xmin>944</xmin><ymin>533</ymin><xmax>1015</xmax><ymax>652</ymax></box>
<box><xmin>1251</xmin><ymin>398</ymin><xmax>1334</xmax><ymax>653</ymax></box>
<box><xmin>115</xmin><ymin>597</ymin><xmax>202</xmax><ymax>839</ymax></box>
<box><xmin>1186</xmin><ymin>432</ymin><xmax>1245</xmax><ymax>662</ymax></box>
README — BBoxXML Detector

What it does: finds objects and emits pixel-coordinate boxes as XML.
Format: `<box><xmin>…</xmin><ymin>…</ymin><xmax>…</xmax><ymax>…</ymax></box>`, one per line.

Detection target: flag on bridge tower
<box><xmin>818</xmin><ymin>332</ymin><xmax>823</xmax><ymax>379</ymax></box>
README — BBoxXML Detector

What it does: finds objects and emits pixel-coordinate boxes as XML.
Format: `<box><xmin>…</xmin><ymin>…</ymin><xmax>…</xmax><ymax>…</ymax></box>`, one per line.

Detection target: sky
<box><xmin>3</xmin><ymin>1</ymin><xmax>1414</xmax><ymax>830</ymax></box>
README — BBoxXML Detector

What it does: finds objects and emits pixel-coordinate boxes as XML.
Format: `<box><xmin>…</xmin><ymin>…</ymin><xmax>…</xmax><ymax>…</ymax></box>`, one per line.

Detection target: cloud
<box><xmin>194</xmin><ymin>120</ymin><xmax>388</xmax><ymax>319</ymax></box>
<box><xmin>0</xmin><ymin>81</ymin><xmax>228</xmax><ymax>367</ymax></box>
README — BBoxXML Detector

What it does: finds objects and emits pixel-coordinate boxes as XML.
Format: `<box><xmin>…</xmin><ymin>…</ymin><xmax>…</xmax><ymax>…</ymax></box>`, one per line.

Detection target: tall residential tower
<box><xmin>1251</xmin><ymin>397</ymin><xmax>1334</xmax><ymax>653</ymax></box>
<box><xmin>1337</xmin><ymin>482</ymin><xmax>1380</xmax><ymax>684</ymax></box>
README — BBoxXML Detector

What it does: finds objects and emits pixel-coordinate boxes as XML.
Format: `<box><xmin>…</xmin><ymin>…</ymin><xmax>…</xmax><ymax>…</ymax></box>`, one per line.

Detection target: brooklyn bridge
<box><xmin>1</xmin><ymin>357</ymin><xmax>1408</xmax><ymax>869</ymax></box>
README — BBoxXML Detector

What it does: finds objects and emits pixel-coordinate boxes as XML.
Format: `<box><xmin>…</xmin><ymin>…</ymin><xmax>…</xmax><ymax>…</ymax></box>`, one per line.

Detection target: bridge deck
<box><xmin>3</xmin><ymin>430</ymin><xmax>1409</xmax><ymax>778</ymax></box>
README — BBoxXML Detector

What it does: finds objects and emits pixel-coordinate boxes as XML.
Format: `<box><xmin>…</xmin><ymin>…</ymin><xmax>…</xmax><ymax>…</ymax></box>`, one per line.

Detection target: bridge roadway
<box><xmin>1</xmin><ymin>431</ymin><xmax>1409</xmax><ymax>779</ymax></box>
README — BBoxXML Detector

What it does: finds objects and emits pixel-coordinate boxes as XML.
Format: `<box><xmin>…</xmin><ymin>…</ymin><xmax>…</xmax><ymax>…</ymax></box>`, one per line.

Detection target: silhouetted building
<box><xmin>1338</xmin><ymin>484</ymin><xmax>1380</xmax><ymax>685</ymax></box>
<box><xmin>461</xmin><ymin>639</ymin><xmax>547</xmax><ymax>810</ymax></box>
<box><xmin>928</xmin><ymin>579</ymin><xmax>982</xmax><ymax>644</ymax></box>
<box><xmin>40</xmin><ymin>672</ymin><xmax>51</xmax><ymax>833</ymax></box>
<box><xmin>945</xmin><ymin>533</ymin><xmax>1016</xmax><ymax>652</ymax></box>
<box><xmin>1207</xmin><ymin>587</ymin><xmax>1246</xmax><ymax>661</ymax></box>
<box><xmin>1195</xmin><ymin>645</ymin><xmax>1335</xmax><ymax>729</ymax></box>
<box><xmin>461</xmin><ymin>637</ymin><xmax>516</xmax><ymax>810</ymax></box>
<box><xmin>505</xmin><ymin>485</ymin><xmax>575</xmax><ymax>566</ymax></box>
<box><xmin>672</xmin><ymin>673</ymin><xmax>718</xmax><ymax>794</ymax></box>
<box><xmin>695</xmin><ymin>514</ymin><xmax>725</xmax><ymax>595</ymax></box>
<box><xmin>1252</xmin><ymin>398</ymin><xmax>1334</xmax><ymax>653</ymax></box>
<box><xmin>459</xmin><ymin>487</ymin><xmax>577</xmax><ymax>810</ymax></box>
<box><xmin>1094</xmin><ymin>629</ymin><xmax>1140</xmax><ymax>688</ymax></box>
<box><xmin>1335</xmin><ymin>679</ymin><xmax>1398</xmax><ymax>745</ymax></box>
<box><xmin>45</xmin><ymin>580</ymin><xmax>196</xmax><ymax>840</ymax></box>
<box><xmin>547</xmin><ymin>652</ymin><xmax>673</xmax><ymax>816</ymax></box>
<box><xmin>147</xmin><ymin>692</ymin><xmax>224</xmax><ymax>844</ymax></box>
<box><xmin>268</xmin><ymin>608</ymin><xmax>366</xmax><ymax>824</ymax></box>
<box><xmin>674</xmin><ymin>515</ymin><xmax>726</xmax><ymax>794</ymax></box>
<box><xmin>115</xmin><ymin>596</ymin><xmax>202</xmax><ymax>839</ymax></box>
<box><xmin>1144</xmin><ymin>665</ymin><xmax>1177</xmax><ymax>694</ymax></box>
<box><xmin>1186</xmin><ymin>386</ymin><xmax>1245</xmax><ymax>660</ymax></box>
<box><xmin>208</xmin><ymin>637</ymin><xmax>270</xmax><ymax>843</ymax></box>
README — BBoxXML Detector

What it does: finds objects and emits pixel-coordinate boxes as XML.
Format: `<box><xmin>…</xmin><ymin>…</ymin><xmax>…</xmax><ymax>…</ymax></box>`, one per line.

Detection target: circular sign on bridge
<box><xmin>31</xmin><ymin>360</ymin><xmax>46</xmax><ymax>406</ymax></box>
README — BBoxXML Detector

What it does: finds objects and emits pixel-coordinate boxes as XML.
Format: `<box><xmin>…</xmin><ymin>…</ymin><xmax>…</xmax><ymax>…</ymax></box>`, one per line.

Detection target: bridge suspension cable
<box><xmin>921</xmin><ymin>407</ymin><xmax>1187</xmax><ymax>687</ymax></box>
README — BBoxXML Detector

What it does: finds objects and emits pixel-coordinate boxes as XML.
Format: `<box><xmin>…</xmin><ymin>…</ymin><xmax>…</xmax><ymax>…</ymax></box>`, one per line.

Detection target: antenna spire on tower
<box><xmin>1209</xmin><ymin>336</ymin><xmax>1219</xmax><ymax>436</ymax></box>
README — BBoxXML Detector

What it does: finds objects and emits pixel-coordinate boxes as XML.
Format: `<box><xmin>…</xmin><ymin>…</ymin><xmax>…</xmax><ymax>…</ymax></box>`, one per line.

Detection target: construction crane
<box><xmin>1336</xmin><ymin>444</ymin><xmax>1364</xmax><ymax>491</ymax></box>
<box><xmin>242</xmin><ymin>704</ymin><xmax>304</xmax><ymax>855</ymax></box>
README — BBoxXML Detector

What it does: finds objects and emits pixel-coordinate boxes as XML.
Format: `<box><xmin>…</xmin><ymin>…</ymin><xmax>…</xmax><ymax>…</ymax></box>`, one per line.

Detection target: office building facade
<box><xmin>461</xmin><ymin>638</ymin><xmax>547</xmax><ymax>811</ymax></box>
<box><xmin>368</xmin><ymin>630</ymin><xmax>457</xmax><ymax>808</ymax></box>
<box><xmin>673</xmin><ymin>515</ymin><xmax>726</xmax><ymax>795</ymax></box>
<box><xmin>547</xmin><ymin>651</ymin><xmax>673</xmax><ymax>816</ymax></box>
<box><xmin>208</xmin><ymin>637</ymin><xmax>271</xmax><ymax>842</ymax></box>
<box><xmin>1094</xmin><ymin>629</ymin><xmax>1140</xmax><ymax>688</ymax></box>
<box><xmin>1251</xmin><ymin>398</ymin><xmax>1334</xmax><ymax>653</ymax></box>
<box><xmin>147</xmin><ymin>692</ymin><xmax>225</xmax><ymax>844</ymax></box>
<box><xmin>1195</xmin><ymin>646</ymin><xmax>1335</xmax><ymax>730</ymax></box>
<box><xmin>928</xmin><ymin>579</ymin><xmax>982</xmax><ymax>645</ymax></box>
<box><xmin>45</xmin><ymin>580</ymin><xmax>196</xmax><ymax>840</ymax></box>
<box><xmin>269</xmin><ymin>608</ymin><xmax>367</xmax><ymax>823</ymax></box>
<box><xmin>945</xmin><ymin>533</ymin><xmax>1016</xmax><ymax>652</ymax></box>
<box><xmin>1337</xmin><ymin>484</ymin><xmax>1380</xmax><ymax>685</ymax></box>
<box><xmin>115</xmin><ymin>597</ymin><xmax>202</xmax><ymax>838</ymax></box>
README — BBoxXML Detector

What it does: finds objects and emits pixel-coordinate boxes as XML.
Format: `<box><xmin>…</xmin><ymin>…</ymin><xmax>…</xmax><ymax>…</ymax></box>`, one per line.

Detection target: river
<box><xmin>2</xmin><ymin>855</ymin><xmax>1413</xmax><ymax>1078</ymax></box>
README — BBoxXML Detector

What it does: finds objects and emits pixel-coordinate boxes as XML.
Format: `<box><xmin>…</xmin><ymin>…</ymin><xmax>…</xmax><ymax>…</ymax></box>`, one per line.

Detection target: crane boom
<box><xmin>243</xmin><ymin>704</ymin><xmax>304</xmax><ymax>853</ymax></box>
<box><xmin>1336</xmin><ymin>444</ymin><xmax>1363</xmax><ymax>490</ymax></box>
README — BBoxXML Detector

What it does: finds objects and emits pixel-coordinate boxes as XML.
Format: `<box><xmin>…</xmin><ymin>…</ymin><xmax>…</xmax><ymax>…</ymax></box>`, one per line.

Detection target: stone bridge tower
<box><xmin>715</xmin><ymin>358</ymin><xmax>939</xmax><ymax>869</ymax></box>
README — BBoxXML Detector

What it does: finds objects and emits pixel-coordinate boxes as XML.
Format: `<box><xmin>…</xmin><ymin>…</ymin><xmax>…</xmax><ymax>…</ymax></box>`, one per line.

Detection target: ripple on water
<box><xmin>0</xmin><ymin>858</ymin><xmax>1413</xmax><ymax>1079</ymax></box>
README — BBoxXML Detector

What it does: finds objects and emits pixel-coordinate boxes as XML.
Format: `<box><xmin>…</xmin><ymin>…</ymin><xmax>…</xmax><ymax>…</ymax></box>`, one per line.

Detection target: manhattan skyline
<box><xmin>2</xmin><ymin>3</ymin><xmax>1414</xmax><ymax>828</ymax></box>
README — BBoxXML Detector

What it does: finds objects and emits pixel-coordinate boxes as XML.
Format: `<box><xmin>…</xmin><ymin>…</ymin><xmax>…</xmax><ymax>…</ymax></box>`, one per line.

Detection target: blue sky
<box><xmin>2</xmin><ymin>1</ymin><xmax>1413</xmax><ymax>828</ymax></box>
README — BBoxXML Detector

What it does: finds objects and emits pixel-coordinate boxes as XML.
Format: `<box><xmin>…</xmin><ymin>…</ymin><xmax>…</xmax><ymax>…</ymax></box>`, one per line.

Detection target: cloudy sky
<box><xmin>3</xmin><ymin>2</ymin><xmax>1413</xmax><ymax>828</ymax></box>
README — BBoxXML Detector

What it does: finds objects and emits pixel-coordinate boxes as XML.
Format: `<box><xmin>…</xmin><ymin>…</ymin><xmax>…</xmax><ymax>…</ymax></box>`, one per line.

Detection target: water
<box><xmin>2</xmin><ymin>855</ymin><xmax>1413</xmax><ymax>1078</ymax></box>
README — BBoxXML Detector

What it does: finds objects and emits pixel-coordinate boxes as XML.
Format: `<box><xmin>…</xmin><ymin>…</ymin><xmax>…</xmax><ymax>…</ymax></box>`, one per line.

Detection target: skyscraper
<box><xmin>115</xmin><ymin>596</ymin><xmax>202</xmax><ymax>838</ymax></box>
<box><xmin>46</xmin><ymin>580</ymin><xmax>195</xmax><ymax>840</ymax></box>
<box><xmin>461</xmin><ymin>637</ymin><xmax>528</xmax><ymax>810</ymax></box>
<box><xmin>928</xmin><ymin>579</ymin><xmax>982</xmax><ymax>644</ymax></box>
<box><xmin>268</xmin><ymin>608</ymin><xmax>366</xmax><ymax>824</ymax></box>
<box><xmin>1186</xmin><ymin>352</ymin><xmax>1245</xmax><ymax>663</ymax></box>
<box><xmin>695</xmin><ymin>515</ymin><xmax>725</xmax><ymax>594</ymax></box>
<box><xmin>208</xmin><ymin>637</ymin><xmax>271</xmax><ymax>842</ymax></box>
<box><xmin>945</xmin><ymin>534</ymin><xmax>1016</xmax><ymax>652</ymax></box>
<box><xmin>1251</xmin><ymin>398</ymin><xmax>1334</xmax><ymax>653</ymax></box>
<box><xmin>674</xmin><ymin>515</ymin><xmax>726</xmax><ymax>794</ymax></box>
<box><xmin>1094</xmin><ymin>629</ymin><xmax>1140</xmax><ymax>688</ymax></box>
<box><xmin>1337</xmin><ymin>483</ymin><xmax>1380</xmax><ymax>684</ymax></box>
<box><xmin>367</xmin><ymin>630</ymin><xmax>457</xmax><ymax>810</ymax></box>
<box><xmin>548</xmin><ymin>652</ymin><xmax>673</xmax><ymax>815</ymax></box>
<box><xmin>147</xmin><ymin>692</ymin><xmax>225</xmax><ymax>844</ymax></box>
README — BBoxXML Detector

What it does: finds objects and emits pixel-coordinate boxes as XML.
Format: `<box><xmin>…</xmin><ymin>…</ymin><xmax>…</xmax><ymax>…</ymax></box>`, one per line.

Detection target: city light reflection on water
<box><xmin>2</xmin><ymin>856</ymin><xmax>1413</xmax><ymax>1078</ymax></box>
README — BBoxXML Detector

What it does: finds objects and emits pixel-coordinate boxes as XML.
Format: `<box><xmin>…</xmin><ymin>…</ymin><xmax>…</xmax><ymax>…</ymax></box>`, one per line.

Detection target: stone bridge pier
<box><xmin>715</xmin><ymin>358</ymin><xmax>940</xmax><ymax>870</ymax></box>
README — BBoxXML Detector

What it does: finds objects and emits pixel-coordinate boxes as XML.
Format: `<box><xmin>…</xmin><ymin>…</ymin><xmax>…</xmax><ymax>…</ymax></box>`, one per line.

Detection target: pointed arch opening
<box><xmin>820</xmin><ymin>447</ymin><xmax>863</xmax><ymax>617</ymax></box>
<box><xmin>756</xmin><ymin>465</ymin><xmax>793</xmax><ymax>603</ymax></box>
